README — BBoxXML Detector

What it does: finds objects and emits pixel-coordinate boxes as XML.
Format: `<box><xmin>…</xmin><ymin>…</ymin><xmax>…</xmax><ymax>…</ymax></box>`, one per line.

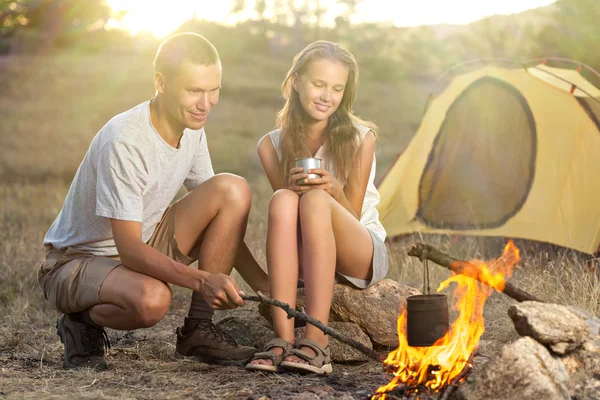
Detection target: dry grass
<box><xmin>1</xmin><ymin>51</ymin><xmax>599</xmax><ymax>399</ymax></box>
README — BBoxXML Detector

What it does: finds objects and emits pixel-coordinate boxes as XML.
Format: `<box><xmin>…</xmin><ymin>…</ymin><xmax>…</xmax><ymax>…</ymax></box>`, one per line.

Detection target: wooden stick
<box><xmin>407</xmin><ymin>243</ymin><xmax>542</xmax><ymax>303</ymax></box>
<box><xmin>438</xmin><ymin>353</ymin><xmax>475</xmax><ymax>400</ymax></box>
<box><xmin>241</xmin><ymin>293</ymin><xmax>386</xmax><ymax>362</ymax></box>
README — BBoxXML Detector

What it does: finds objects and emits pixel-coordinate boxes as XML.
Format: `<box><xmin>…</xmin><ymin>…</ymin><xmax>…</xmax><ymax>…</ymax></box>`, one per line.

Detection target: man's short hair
<box><xmin>154</xmin><ymin>32</ymin><xmax>220</xmax><ymax>78</ymax></box>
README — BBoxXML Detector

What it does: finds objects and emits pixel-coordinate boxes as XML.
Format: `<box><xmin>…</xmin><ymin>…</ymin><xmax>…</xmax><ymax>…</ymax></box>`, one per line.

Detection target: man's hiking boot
<box><xmin>56</xmin><ymin>314</ymin><xmax>111</xmax><ymax>371</ymax></box>
<box><xmin>175</xmin><ymin>318</ymin><xmax>257</xmax><ymax>365</ymax></box>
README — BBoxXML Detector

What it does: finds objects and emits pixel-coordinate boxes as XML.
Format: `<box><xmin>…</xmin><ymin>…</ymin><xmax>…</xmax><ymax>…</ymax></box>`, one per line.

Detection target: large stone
<box><xmin>508</xmin><ymin>301</ymin><xmax>590</xmax><ymax>355</ymax></box>
<box><xmin>326</xmin><ymin>280</ymin><xmax>420</xmax><ymax>347</ymax></box>
<box><xmin>294</xmin><ymin>322</ymin><xmax>373</xmax><ymax>363</ymax></box>
<box><xmin>559</xmin><ymin>306</ymin><xmax>600</xmax><ymax>397</ymax></box>
<box><xmin>258</xmin><ymin>279</ymin><xmax>420</xmax><ymax>348</ymax></box>
<box><xmin>561</xmin><ymin>338</ymin><xmax>600</xmax><ymax>397</ymax></box>
<box><xmin>567</xmin><ymin>306</ymin><xmax>600</xmax><ymax>337</ymax></box>
<box><xmin>581</xmin><ymin>339</ymin><xmax>600</xmax><ymax>378</ymax></box>
<box><xmin>572</xmin><ymin>379</ymin><xmax>600</xmax><ymax>400</ymax></box>
<box><xmin>215</xmin><ymin>316</ymin><xmax>275</xmax><ymax>350</ymax></box>
<box><xmin>456</xmin><ymin>336</ymin><xmax>570</xmax><ymax>400</ymax></box>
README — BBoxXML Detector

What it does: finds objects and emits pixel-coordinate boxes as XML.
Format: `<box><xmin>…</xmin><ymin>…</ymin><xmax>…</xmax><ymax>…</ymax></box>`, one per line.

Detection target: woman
<box><xmin>246</xmin><ymin>41</ymin><xmax>388</xmax><ymax>374</ymax></box>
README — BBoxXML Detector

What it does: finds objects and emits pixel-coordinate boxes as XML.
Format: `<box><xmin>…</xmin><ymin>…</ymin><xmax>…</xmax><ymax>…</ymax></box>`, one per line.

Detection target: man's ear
<box><xmin>154</xmin><ymin>72</ymin><xmax>166</xmax><ymax>94</ymax></box>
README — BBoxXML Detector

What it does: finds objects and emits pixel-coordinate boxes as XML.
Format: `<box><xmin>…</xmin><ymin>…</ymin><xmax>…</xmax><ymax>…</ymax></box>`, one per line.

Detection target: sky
<box><xmin>107</xmin><ymin>0</ymin><xmax>557</xmax><ymax>38</ymax></box>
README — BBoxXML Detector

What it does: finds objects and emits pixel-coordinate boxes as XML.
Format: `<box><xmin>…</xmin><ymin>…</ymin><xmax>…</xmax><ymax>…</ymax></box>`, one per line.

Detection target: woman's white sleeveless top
<box><xmin>267</xmin><ymin>124</ymin><xmax>386</xmax><ymax>242</ymax></box>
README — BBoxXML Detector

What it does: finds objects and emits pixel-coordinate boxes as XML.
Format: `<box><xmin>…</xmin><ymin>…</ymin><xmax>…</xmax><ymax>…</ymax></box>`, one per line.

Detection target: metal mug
<box><xmin>295</xmin><ymin>157</ymin><xmax>322</xmax><ymax>185</ymax></box>
<box><xmin>406</xmin><ymin>294</ymin><xmax>450</xmax><ymax>347</ymax></box>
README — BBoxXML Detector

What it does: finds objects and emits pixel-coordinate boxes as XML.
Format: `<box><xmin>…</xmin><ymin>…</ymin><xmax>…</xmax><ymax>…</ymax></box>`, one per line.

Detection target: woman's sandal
<box><xmin>280</xmin><ymin>338</ymin><xmax>333</xmax><ymax>375</ymax></box>
<box><xmin>245</xmin><ymin>338</ymin><xmax>294</xmax><ymax>373</ymax></box>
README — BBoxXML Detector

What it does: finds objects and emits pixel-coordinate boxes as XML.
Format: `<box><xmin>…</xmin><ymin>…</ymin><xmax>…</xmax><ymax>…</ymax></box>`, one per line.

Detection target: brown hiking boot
<box><xmin>56</xmin><ymin>314</ymin><xmax>110</xmax><ymax>371</ymax></box>
<box><xmin>175</xmin><ymin>319</ymin><xmax>257</xmax><ymax>365</ymax></box>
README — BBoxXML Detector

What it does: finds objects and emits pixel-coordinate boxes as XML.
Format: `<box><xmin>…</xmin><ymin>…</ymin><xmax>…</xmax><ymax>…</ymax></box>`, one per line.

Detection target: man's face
<box><xmin>161</xmin><ymin>60</ymin><xmax>222</xmax><ymax>130</ymax></box>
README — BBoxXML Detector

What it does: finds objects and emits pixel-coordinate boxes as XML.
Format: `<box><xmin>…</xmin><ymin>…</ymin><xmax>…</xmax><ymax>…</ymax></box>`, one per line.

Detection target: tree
<box><xmin>1</xmin><ymin>0</ymin><xmax>113</xmax><ymax>50</ymax></box>
<box><xmin>536</xmin><ymin>0</ymin><xmax>600</xmax><ymax>70</ymax></box>
<box><xmin>1</xmin><ymin>0</ymin><xmax>28</xmax><ymax>38</ymax></box>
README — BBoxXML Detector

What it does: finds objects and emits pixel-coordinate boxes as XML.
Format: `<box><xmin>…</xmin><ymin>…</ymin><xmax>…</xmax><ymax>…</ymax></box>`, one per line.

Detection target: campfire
<box><xmin>373</xmin><ymin>241</ymin><xmax>521</xmax><ymax>399</ymax></box>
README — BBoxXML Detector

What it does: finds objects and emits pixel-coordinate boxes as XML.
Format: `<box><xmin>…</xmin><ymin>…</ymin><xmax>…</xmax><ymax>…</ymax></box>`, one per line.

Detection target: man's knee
<box><xmin>211</xmin><ymin>173</ymin><xmax>252</xmax><ymax>208</ymax></box>
<box><xmin>133</xmin><ymin>279</ymin><xmax>172</xmax><ymax>328</ymax></box>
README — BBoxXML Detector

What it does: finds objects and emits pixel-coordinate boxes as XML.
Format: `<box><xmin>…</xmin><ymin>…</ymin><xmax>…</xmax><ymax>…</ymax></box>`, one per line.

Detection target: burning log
<box><xmin>372</xmin><ymin>240</ymin><xmax>527</xmax><ymax>399</ymax></box>
<box><xmin>438</xmin><ymin>353</ymin><xmax>475</xmax><ymax>400</ymax></box>
<box><xmin>407</xmin><ymin>242</ymin><xmax>542</xmax><ymax>303</ymax></box>
<box><xmin>241</xmin><ymin>292</ymin><xmax>386</xmax><ymax>362</ymax></box>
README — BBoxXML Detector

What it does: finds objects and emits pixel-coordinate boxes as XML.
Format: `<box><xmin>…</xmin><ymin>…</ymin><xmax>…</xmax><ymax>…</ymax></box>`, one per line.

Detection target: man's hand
<box><xmin>199</xmin><ymin>273</ymin><xmax>246</xmax><ymax>309</ymax></box>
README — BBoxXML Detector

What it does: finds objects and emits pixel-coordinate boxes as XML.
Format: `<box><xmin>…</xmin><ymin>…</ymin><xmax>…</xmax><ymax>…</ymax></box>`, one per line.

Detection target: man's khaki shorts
<box><xmin>37</xmin><ymin>202</ymin><xmax>199</xmax><ymax>314</ymax></box>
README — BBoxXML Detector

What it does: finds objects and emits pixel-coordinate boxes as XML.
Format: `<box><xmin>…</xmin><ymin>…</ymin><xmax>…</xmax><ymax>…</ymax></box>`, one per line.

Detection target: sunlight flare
<box><xmin>106</xmin><ymin>0</ymin><xmax>556</xmax><ymax>37</ymax></box>
<box><xmin>107</xmin><ymin>0</ymin><xmax>235</xmax><ymax>37</ymax></box>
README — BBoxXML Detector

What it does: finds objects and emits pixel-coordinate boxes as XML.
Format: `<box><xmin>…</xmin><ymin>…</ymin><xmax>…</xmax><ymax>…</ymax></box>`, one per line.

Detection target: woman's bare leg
<box><xmin>285</xmin><ymin>188</ymin><xmax>374</xmax><ymax>364</ymax></box>
<box><xmin>250</xmin><ymin>189</ymin><xmax>300</xmax><ymax>366</ymax></box>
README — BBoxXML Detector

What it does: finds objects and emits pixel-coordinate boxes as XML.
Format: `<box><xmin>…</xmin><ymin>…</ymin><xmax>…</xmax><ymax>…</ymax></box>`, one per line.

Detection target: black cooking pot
<box><xmin>406</xmin><ymin>293</ymin><xmax>449</xmax><ymax>347</ymax></box>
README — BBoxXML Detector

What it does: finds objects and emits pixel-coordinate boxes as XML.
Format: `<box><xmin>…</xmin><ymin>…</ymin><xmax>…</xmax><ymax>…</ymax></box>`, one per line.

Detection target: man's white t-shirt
<box><xmin>44</xmin><ymin>100</ymin><xmax>215</xmax><ymax>256</ymax></box>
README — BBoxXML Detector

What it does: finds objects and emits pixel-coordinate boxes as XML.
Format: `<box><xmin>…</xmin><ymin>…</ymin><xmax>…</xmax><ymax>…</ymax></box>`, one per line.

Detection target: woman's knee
<box><xmin>298</xmin><ymin>189</ymin><xmax>331</xmax><ymax>217</ymax></box>
<box><xmin>268</xmin><ymin>189</ymin><xmax>299</xmax><ymax>221</ymax></box>
<box><xmin>132</xmin><ymin>279</ymin><xmax>172</xmax><ymax>328</ymax></box>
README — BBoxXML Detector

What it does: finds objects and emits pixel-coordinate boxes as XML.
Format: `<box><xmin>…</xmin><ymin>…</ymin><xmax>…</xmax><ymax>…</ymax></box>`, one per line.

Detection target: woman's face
<box><xmin>293</xmin><ymin>58</ymin><xmax>349</xmax><ymax>123</ymax></box>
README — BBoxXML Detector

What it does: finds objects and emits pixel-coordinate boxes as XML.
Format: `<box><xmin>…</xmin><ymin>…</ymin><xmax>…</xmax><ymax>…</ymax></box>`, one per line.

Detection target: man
<box><xmin>38</xmin><ymin>32</ymin><xmax>269</xmax><ymax>370</ymax></box>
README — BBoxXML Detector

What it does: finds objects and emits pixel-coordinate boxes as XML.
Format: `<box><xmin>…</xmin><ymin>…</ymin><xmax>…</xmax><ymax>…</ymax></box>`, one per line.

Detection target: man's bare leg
<box><xmin>174</xmin><ymin>174</ymin><xmax>252</xmax><ymax>324</ymax></box>
<box><xmin>175</xmin><ymin>173</ymin><xmax>252</xmax><ymax>274</ymax></box>
<box><xmin>88</xmin><ymin>174</ymin><xmax>251</xmax><ymax>330</ymax></box>
<box><xmin>68</xmin><ymin>173</ymin><xmax>258</xmax><ymax>366</ymax></box>
<box><xmin>90</xmin><ymin>267</ymin><xmax>172</xmax><ymax>330</ymax></box>
<box><xmin>173</xmin><ymin>173</ymin><xmax>259</xmax><ymax>364</ymax></box>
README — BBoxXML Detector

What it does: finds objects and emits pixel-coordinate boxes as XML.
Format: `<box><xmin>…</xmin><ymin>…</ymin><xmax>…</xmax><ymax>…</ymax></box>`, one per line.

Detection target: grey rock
<box><xmin>568</xmin><ymin>306</ymin><xmax>600</xmax><ymax>337</ymax></box>
<box><xmin>326</xmin><ymin>279</ymin><xmax>420</xmax><ymax>347</ymax></box>
<box><xmin>581</xmin><ymin>339</ymin><xmax>600</xmax><ymax>378</ymax></box>
<box><xmin>456</xmin><ymin>336</ymin><xmax>570</xmax><ymax>400</ymax></box>
<box><xmin>215</xmin><ymin>316</ymin><xmax>275</xmax><ymax>349</ymax></box>
<box><xmin>562</xmin><ymin>350</ymin><xmax>594</xmax><ymax>396</ymax></box>
<box><xmin>294</xmin><ymin>322</ymin><xmax>373</xmax><ymax>363</ymax></box>
<box><xmin>508</xmin><ymin>301</ymin><xmax>590</xmax><ymax>354</ymax></box>
<box><xmin>552</xmin><ymin>342</ymin><xmax>572</xmax><ymax>355</ymax></box>
<box><xmin>572</xmin><ymin>379</ymin><xmax>600</xmax><ymax>400</ymax></box>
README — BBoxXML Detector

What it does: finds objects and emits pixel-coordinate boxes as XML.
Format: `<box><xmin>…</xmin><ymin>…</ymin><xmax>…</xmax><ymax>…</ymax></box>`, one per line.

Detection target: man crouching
<box><xmin>38</xmin><ymin>32</ymin><xmax>268</xmax><ymax>370</ymax></box>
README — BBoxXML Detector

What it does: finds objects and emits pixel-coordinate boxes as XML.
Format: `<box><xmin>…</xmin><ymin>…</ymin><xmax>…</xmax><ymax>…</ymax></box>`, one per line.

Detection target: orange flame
<box><xmin>373</xmin><ymin>241</ymin><xmax>521</xmax><ymax>398</ymax></box>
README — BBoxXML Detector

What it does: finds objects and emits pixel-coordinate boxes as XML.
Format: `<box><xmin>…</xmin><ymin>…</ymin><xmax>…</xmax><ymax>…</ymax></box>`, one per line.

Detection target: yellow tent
<box><xmin>376</xmin><ymin>59</ymin><xmax>600</xmax><ymax>254</ymax></box>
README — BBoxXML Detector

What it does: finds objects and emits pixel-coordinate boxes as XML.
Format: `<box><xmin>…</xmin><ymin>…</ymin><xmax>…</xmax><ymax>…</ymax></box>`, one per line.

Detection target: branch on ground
<box><xmin>241</xmin><ymin>293</ymin><xmax>386</xmax><ymax>363</ymax></box>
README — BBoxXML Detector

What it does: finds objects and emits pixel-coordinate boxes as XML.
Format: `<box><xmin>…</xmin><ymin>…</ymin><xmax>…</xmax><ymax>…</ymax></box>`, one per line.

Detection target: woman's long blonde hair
<box><xmin>276</xmin><ymin>41</ymin><xmax>378</xmax><ymax>184</ymax></box>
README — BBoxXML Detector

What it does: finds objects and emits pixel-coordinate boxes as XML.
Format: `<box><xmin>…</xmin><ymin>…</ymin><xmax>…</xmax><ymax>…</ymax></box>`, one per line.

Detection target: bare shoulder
<box><xmin>359</xmin><ymin>129</ymin><xmax>375</xmax><ymax>149</ymax></box>
<box><xmin>257</xmin><ymin>133</ymin><xmax>274</xmax><ymax>155</ymax></box>
<box><xmin>363</xmin><ymin>129</ymin><xmax>375</xmax><ymax>141</ymax></box>
<box><xmin>257</xmin><ymin>133</ymin><xmax>271</xmax><ymax>148</ymax></box>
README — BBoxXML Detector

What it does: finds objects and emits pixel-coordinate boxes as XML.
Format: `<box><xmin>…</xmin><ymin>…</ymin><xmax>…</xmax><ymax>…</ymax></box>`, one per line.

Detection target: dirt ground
<box><xmin>0</xmin><ymin>304</ymin><xmax>392</xmax><ymax>400</ymax></box>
